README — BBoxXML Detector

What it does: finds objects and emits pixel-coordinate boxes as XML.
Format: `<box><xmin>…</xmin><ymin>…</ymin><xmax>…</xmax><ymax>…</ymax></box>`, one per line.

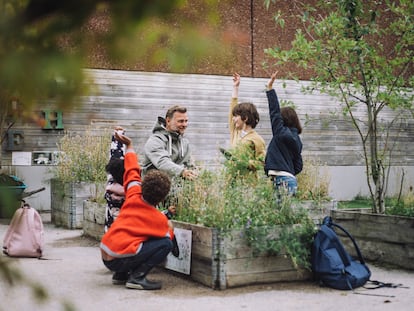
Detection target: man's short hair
<box><xmin>166</xmin><ymin>105</ymin><xmax>187</xmax><ymax>119</ymax></box>
<box><xmin>142</xmin><ymin>170</ymin><xmax>171</xmax><ymax>206</ymax></box>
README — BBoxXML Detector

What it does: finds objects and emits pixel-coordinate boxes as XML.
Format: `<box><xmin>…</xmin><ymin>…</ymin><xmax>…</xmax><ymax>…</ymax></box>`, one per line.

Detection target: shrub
<box><xmin>172</xmin><ymin>148</ymin><xmax>317</xmax><ymax>269</ymax></box>
<box><xmin>53</xmin><ymin>129</ymin><xmax>111</xmax><ymax>183</ymax></box>
<box><xmin>385</xmin><ymin>193</ymin><xmax>414</xmax><ymax>217</ymax></box>
<box><xmin>297</xmin><ymin>157</ymin><xmax>330</xmax><ymax>201</ymax></box>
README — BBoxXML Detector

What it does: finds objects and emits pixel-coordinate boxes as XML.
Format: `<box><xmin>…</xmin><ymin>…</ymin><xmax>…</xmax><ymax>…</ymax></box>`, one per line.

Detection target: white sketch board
<box><xmin>164</xmin><ymin>228</ymin><xmax>192</xmax><ymax>275</ymax></box>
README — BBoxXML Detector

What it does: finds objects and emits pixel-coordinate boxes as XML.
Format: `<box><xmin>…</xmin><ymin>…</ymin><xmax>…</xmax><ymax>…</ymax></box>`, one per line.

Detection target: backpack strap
<box><xmin>3</xmin><ymin>204</ymin><xmax>24</xmax><ymax>251</ymax></box>
<box><xmin>364</xmin><ymin>280</ymin><xmax>409</xmax><ymax>289</ymax></box>
<box><xmin>23</xmin><ymin>203</ymin><xmax>43</xmax><ymax>257</ymax></box>
<box><xmin>329</xmin><ymin>221</ymin><xmax>366</xmax><ymax>265</ymax></box>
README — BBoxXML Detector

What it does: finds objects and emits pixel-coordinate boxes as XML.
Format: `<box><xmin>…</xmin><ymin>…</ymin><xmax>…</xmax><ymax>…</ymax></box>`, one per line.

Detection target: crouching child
<box><xmin>100</xmin><ymin>130</ymin><xmax>174</xmax><ymax>290</ymax></box>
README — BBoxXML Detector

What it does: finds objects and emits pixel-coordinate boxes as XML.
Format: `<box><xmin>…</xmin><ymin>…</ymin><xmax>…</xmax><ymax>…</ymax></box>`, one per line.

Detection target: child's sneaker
<box><xmin>112</xmin><ymin>272</ymin><xmax>129</xmax><ymax>285</ymax></box>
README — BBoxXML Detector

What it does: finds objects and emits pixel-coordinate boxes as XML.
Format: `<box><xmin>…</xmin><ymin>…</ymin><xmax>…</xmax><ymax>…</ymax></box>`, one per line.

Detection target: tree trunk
<box><xmin>374</xmin><ymin>175</ymin><xmax>385</xmax><ymax>214</ymax></box>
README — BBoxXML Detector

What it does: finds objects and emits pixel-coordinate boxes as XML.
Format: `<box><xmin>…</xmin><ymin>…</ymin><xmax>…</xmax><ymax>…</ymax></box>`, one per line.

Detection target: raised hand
<box><xmin>267</xmin><ymin>71</ymin><xmax>278</xmax><ymax>89</ymax></box>
<box><xmin>114</xmin><ymin>129</ymin><xmax>132</xmax><ymax>148</ymax></box>
<box><xmin>233</xmin><ymin>73</ymin><xmax>240</xmax><ymax>88</ymax></box>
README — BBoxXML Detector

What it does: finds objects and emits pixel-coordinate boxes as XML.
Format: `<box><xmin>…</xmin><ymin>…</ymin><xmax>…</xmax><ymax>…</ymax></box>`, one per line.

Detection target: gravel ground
<box><xmin>1</xmin><ymin>221</ymin><xmax>413</xmax><ymax>311</ymax></box>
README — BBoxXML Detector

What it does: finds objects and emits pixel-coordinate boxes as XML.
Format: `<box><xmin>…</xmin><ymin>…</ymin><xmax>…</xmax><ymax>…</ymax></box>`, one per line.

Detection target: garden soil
<box><xmin>1</xmin><ymin>219</ymin><xmax>413</xmax><ymax>311</ymax></box>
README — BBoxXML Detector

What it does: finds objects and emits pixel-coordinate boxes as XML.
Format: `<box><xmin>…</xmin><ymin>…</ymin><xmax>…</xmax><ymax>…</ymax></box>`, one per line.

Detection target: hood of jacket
<box><xmin>152</xmin><ymin>116</ymin><xmax>185</xmax><ymax>157</ymax></box>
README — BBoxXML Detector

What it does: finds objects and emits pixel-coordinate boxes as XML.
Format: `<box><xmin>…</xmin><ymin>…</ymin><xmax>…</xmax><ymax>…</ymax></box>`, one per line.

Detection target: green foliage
<box><xmin>296</xmin><ymin>157</ymin><xmax>330</xmax><ymax>202</ymax></box>
<box><xmin>385</xmin><ymin>204</ymin><xmax>414</xmax><ymax>218</ymax></box>
<box><xmin>0</xmin><ymin>0</ymin><xmax>230</xmax><ymax>305</ymax></box>
<box><xmin>53</xmin><ymin>129</ymin><xmax>111</xmax><ymax>183</ymax></box>
<box><xmin>264</xmin><ymin>0</ymin><xmax>414</xmax><ymax>214</ymax></box>
<box><xmin>385</xmin><ymin>194</ymin><xmax>414</xmax><ymax>217</ymax></box>
<box><xmin>221</xmin><ymin>143</ymin><xmax>264</xmax><ymax>184</ymax></box>
<box><xmin>0</xmin><ymin>1</ymin><xmax>231</xmax><ymax>168</ymax></box>
<box><xmin>338</xmin><ymin>197</ymin><xmax>372</xmax><ymax>209</ymax></box>
<box><xmin>173</xmin><ymin>160</ymin><xmax>316</xmax><ymax>269</ymax></box>
<box><xmin>246</xmin><ymin>220</ymin><xmax>316</xmax><ymax>269</ymax></box>
<box><xmin>339</xmin><ymin>194</ymin><xmax>414</xmax><ymax>217</ymax></box>
<box><xmin>0</xmin><ymin>255</ymin><xmax>75</xmax><ymax>308</ymax></box>
<box><xmin>0</xmin><ymin>0</ymin><xmax>229</xmax><ymax>110</ymax></box>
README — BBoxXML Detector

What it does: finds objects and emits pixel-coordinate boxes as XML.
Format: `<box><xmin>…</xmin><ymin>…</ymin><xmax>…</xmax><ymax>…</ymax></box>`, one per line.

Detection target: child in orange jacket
<box><xmin>100</xmin><ymin>130</ymin><xmax>174</xmax><ymax>290</ymax></box>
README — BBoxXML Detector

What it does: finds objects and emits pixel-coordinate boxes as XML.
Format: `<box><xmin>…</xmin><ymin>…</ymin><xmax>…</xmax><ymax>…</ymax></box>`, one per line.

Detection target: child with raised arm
<box><xmin>224</xmin><ymin>73</ymin><xmax>266</xmax><ymax>174</ymax></box>
<box><xmin>100</xmin><ymin>130</ymin><xmax>174</xmax><ymax>290</ymax></box>
<box><xmin>265</xmin><ymin>71</ymin><xmax>303</xmax><ymax>195</ymax></box>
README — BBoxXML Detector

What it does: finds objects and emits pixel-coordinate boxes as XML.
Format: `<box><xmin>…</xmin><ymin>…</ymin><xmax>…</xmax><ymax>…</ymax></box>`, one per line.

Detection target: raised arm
<box><xmin>266</xmin><ymin>71</ymin><xmax>278</xmax><ymax>90</ymax></box>
<box><xmin>229</xmin><ymin>73</ymin><xmax>240</xmax><ymax>126</ymax></box>
<box><xmin>229</xmin><ymin>73</ymin><xmax>240</xmax><ymax>142</ymax></box>
<box><xmin>266</xmin><ymin>72</ymin><xmax>283</xmax><ymax>136</ymax></box>
<box><xmin>113</xmin><ymin>130</ymin><xmax>142</xmax><ymax>193</ymax></box>
<box><xmin>232</xmin><ymin>73</ymin><xmax>240</xmax><ymax>98</ymax></box>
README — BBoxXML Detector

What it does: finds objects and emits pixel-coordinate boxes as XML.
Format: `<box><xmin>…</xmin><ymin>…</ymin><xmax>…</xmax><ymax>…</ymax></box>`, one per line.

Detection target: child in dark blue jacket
<box><xmin>265</xmin><ymin>72</ymin><xmax>303</xmax><ymax>196</ymax></box>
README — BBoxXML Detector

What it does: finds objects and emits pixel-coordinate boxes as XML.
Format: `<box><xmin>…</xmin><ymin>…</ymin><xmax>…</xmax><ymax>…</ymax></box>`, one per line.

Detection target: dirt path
<box><xmin>1</xmin><ymin>222</ymin><xmax>413</xmax><ymax>311</ymax></box>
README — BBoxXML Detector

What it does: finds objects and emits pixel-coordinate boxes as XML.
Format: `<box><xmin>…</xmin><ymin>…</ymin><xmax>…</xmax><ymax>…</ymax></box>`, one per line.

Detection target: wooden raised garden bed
<box><xmin>82</xmin><ymin>201</ymin><xmax>312</xmax><ymax>289</ymax></box>
<box><xmin>331</xmin><ymin>209</ymin><xmax>414</xmax><ymax>270</ymax></box>
<box><xmin>172</xmin><ymin>220</ymin><xmax>311</xmax><ymax>289</ymax></box>
<box><xmin>51</xmin><ymin>179</ymin><xmax>101</xmax><ymax>229</ymax></box>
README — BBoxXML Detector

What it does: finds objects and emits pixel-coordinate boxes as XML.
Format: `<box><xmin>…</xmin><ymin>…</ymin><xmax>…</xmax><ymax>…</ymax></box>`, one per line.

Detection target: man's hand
<box><xmin>181</xmin><ymin>169</ymin><xmax>198</xmax><ymax>180</ymax></box>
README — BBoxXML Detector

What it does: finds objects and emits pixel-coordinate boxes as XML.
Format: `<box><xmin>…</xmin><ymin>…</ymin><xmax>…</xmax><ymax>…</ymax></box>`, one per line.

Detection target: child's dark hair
<box><xmin>281</xmin><ymin>107</ymin><xmax>302</xmax><ymax>134</ymax></box>
<box><xmin>105</xmin><ymin>158</ymin><xmax>125</xmax><ymax>185</ymax></box>
<box><xmin>142</xmin><ymin>170</ymin><xmax>171</xmax><ymax>206</ymax></box>
<box><xmin>232</xmin><ymin>102</ymin><xmax>260</xmax><ymax>129</ymax></box>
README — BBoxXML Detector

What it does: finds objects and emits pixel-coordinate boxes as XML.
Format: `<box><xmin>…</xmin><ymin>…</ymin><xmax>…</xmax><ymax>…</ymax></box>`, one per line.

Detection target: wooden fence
<box><xmin>3</xmin><ymin>69</ymin><xmax>413</xmax><ymax>168</ymax></box>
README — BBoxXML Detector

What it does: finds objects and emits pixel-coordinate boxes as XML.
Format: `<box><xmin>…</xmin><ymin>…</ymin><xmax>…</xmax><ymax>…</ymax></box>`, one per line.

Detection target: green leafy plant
<box><xmin>173</xmin><ymin>150</ymin><xmax>317</xmax><ymax>269</ymax></box>
<box><xmin>53</xmin><ymin>129</ymin><xmax>111</xmax><ymax>183</ymax></box>
<box><xmin>385</xmin><ymin>199</ymin><xmax>414</xmax><ymax>217</ymax></box>
<box><xmin>338</xmin><ymin>194</ymin><xmax>414</xmax><ymax>217</ymax></box>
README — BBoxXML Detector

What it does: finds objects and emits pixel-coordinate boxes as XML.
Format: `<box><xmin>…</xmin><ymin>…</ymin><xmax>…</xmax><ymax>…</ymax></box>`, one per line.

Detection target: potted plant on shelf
<box><xmin>51</xmin><ymin>129</ymin><xmax>110</xmax><ymax>229</ymax></box>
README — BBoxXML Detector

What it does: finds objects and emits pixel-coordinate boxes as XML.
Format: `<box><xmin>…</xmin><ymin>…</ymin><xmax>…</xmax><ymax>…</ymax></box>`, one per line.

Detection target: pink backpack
<box><xmin>3</xmin><ymin>203</ymin><xmax>44</xmax><ymax>258</ymax></box>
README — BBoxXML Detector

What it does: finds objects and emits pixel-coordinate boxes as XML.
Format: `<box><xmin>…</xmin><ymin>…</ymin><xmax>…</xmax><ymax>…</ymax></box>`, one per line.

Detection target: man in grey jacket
<box><xmin>141</xmin><ymin>105</ymin><xmax>198</xmax><ymax>180</ymax></box>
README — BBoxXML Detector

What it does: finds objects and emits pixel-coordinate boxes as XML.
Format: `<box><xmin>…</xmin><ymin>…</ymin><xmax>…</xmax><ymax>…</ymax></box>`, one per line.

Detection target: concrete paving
<box><xmin>1</xmin><ymin>220</ymin><xmax>413</xmax><ymax>311</ymax></box>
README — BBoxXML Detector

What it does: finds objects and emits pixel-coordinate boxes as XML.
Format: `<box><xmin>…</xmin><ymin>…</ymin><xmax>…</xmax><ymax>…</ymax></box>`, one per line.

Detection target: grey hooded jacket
<box><xmin>141</xmin><ymin>117</ymin><xmax>193</xmax><ymax>177</ymax></box>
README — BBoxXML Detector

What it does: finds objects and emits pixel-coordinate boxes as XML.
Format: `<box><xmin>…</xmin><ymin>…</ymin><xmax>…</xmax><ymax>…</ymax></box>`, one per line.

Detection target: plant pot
<box><xmin>50</xmin><ymin>179</ymin><xmax>103</xmax><ymax>229</ymax></box>
<box><xmin>331</xmin><ymin>209</ymin><xmax>414</xmax><ymax>270</ymax></box>
<box><xmin>83</xmin><ymin>200</ymin><xmax>106</xmax><ymax>240</ymax></box>
<box><xmin>171</xmin><ymin>220</ymin><xmax>312</xmax><ymax>289</ymax></box>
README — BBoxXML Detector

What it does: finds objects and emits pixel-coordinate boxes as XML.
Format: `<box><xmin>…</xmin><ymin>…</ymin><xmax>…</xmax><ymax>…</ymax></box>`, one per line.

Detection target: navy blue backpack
<box><xmin>311</xmin><ymin>216</ymin><xmax>371</xmax><ymax>290</ymax></box>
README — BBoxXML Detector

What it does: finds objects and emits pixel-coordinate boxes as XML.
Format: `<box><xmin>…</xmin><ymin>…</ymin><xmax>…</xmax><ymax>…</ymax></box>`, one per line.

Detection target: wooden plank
<box><xmin>332</xmin><ymin>210</ymin><xmax>414</xmax><ymax>244</ymax></box>
<box><xmin>224</xmin><ymin>255</ymin><xmax>296</xmax><ymax>274</ymax></box>
<box><xmin>189</xmin><ymin>256</ymin><xmax>216</xmax><ymax>288</ymax></box>
<box><xmin>226</xmin><ymin>270</ymin><xmax>312</xmax><ymax>288</ymax></box>
<box><xmin>50</xmin><ymin>180</ymin><xmax>97</xmax><ymax>229</ymax></box>
<box><xmin>342</xmin><ymin>239</ymin><xmax>414</xmax><ymax>270</ymax></box>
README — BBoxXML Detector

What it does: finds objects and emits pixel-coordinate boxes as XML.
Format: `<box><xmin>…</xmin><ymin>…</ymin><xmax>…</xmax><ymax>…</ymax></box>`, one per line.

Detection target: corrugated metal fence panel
<box><xmin>3</xmin><ymin>69</ymin><xmax>414</xmax><ymax>167</ymax></box>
